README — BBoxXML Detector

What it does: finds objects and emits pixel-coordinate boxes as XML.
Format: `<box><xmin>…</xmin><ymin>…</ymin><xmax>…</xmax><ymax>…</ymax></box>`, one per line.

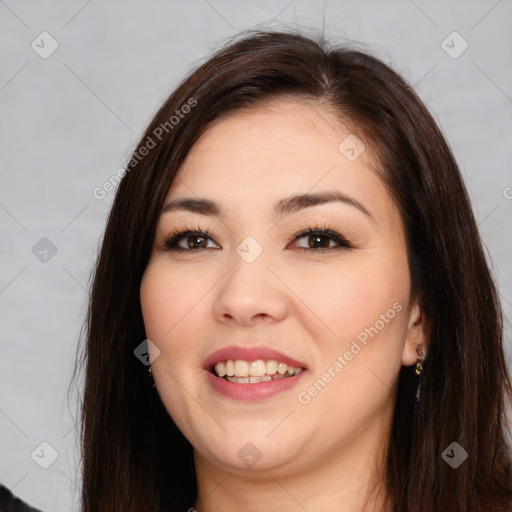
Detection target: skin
<box><xmin>140</xmin><ymin>99</ymin><xmax>428</xmax><ymax>512</ymax></box>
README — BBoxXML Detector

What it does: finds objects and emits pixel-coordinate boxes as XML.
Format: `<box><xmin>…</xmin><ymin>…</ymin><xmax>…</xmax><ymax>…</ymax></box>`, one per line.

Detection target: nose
<box><xmin>212</xmin><ymin>250</ymin><xmax>288</xmax><ymax>326</ymax></box>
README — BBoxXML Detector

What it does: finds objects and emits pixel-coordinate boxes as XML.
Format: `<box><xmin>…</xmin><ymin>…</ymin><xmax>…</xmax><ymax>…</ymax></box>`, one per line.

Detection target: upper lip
<box><xmin>204</xmin><ymin>346</ymin><xmax>308</xmax><ymax>371</ymax></box>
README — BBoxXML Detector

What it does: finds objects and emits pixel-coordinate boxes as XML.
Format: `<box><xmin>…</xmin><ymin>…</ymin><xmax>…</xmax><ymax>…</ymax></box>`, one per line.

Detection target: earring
<box><xmin>414</xmin><ymin>345</ymin><xmax>425</xmax><ymax>410</ymax></box>
<box><xmin>415</xmin><ymin>346</ymin><xmax>424</xmax><ymax>375</ymax></box>
<box><xmin>148</xmin><ymin>366</ymin><xmax>156</xmax><ymax>388</ymax></box>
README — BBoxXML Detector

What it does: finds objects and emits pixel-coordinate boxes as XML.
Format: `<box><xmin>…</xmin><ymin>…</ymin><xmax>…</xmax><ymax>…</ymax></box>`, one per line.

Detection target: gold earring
<box><xmin>148</xmin><ymin>366</ymin><xmax>156</xmax><ymax>388</ymax></box>
<box><xmin>415</xmin><ymin>346</ymin><xmax>424</xmax><ymax>375</ymax></box>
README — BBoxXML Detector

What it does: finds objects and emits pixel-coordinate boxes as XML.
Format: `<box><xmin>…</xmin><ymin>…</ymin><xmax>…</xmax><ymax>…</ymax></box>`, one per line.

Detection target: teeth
<box><xmin>214</xmin><ymin>359</ymin><xmax>304</xmax><ymax>382</ymax></box>
<box><xmin>266</xmin><ymin>360</ymin><xmax>278</xmax><ymax>374</ymax></box>
<box><xmin>226</xmin><ymin>374</ymin><xmax>284</xmax><ymax>384</ymax></box>
<box><xmin>216</xmin><ymin>361</ymin><xmax>226</xmax><ymax>377</ymax></box>
<box><xmin>249</xmin><ymin>360</ymin><xmax>266</xmax><ymax>377</ymax></box>
<box><xmin>225</xmin><ymin>360</ymin><xmax>235</xmax><ymax>377</ymax></box>
<box><xmin>234</xmin><ymin>360</ymin><xmax>249</xmax><ymax>377</ymax></box>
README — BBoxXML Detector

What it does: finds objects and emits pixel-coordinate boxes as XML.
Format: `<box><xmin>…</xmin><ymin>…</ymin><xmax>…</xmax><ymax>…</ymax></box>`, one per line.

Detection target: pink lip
<box><xmin>205</xmin><ymin>369</ymin><xmax>307</xmax><ymax>401</ymax></box>
<box><xmin>203</xmin><ymin>345</ymin><xmax>308</xmax><ymax>370</ymax></box>
<box><xmin>203</xmin><ymin>345</ymin><xmax>308</xmax><ymax>401</ymax></box>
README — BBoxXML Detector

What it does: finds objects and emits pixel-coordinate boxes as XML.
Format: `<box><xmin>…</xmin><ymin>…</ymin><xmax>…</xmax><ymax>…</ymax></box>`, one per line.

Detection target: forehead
<box><xmin>178</xmin><ymin>99</ymin><xmax>357</xmax><ymax>169</ymax></box>
<box><xmin>166</xmin><ymin>99</ymin><xmax>386</xmax><ymax>217</ymax></box>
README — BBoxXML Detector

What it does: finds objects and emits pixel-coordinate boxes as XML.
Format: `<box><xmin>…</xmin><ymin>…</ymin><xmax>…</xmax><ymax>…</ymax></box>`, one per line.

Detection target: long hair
<box><xmin>74</xmin><ymin>30</ymin><xmax>512</xmax><ymax>511</ymax></box>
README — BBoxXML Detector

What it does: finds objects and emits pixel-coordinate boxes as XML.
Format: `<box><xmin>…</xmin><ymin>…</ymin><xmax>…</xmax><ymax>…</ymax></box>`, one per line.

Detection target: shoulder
<box><xmin>0</xmin><ymin>483</ymin><xmax>43</xmax><ymax>512</ymax></box>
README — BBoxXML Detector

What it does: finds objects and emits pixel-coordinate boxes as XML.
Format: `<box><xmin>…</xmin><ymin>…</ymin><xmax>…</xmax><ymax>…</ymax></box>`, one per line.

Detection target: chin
<box><xmin>194</xmin><ymin>428</ymin><xmax>306</xmax><ymax>473</ymax></box>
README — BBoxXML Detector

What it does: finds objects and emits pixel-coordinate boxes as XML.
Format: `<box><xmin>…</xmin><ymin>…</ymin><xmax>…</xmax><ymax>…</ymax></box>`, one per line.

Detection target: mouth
<box><xmin>211</xmin><ymin>359</ymin><xmax>305</xmax><ymax>384</ymax></box>
<box><xmin>204</xmin><ymin>346</ymin><xmax>308</xmax><ymax>400</ymax></box>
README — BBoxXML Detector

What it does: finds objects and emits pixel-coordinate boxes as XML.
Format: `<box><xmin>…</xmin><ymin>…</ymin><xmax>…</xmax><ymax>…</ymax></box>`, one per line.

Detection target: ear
<box><xmin>401</xmin><ymin>299</ymin><xmax>429</xmax><ymax>367</ymax></box>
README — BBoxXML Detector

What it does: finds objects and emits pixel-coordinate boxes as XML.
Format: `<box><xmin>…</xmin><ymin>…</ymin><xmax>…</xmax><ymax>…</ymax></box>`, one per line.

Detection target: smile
<box><xmin>213</xmin><ymin>359</ymin><xmax>304</xmax><ymax>383</ymax></box>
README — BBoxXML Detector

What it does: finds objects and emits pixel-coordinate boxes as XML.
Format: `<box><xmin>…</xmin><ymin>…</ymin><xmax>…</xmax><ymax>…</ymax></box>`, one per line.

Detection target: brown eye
<box><xmin>292</xmin><ymin>228</ymin><xmax>351</xmax><ymax>250</ymax></box>
<box><xmin>163</xmin><ymin>230</ymin><xmax>219</xmax><ymax>251</ymax></box>
<box><xmin>186</xmin><ymin>235</ymin><xmax>209</xmax><ymax>249</ymax></box>
<box><xmin>307</xmin><ymin>234</ymin><xmax>332</xmax><ymax>248</ymax></box>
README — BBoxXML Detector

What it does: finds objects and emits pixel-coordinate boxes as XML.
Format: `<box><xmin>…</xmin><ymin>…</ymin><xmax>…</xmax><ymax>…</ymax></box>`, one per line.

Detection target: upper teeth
<box><xmin>214</xmin><ymin>359</ymin><xmax>303</xmax><ymax>378</ymax></box>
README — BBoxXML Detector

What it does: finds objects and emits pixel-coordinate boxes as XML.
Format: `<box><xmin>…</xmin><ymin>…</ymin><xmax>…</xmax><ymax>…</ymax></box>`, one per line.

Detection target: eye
<box><xmin>161</xmin><ymin>226</ymin><xmax>352</xmax><ymax>252</ymax></box>
<box><xmin>291</xmin><ymin>228</ymin><xmax>352</xmax><ymax>250</ymax></box>
<box><xmin>163</xmin><ymin>229</ymin><xmax>219</xmax><ymax>251</ymax></box>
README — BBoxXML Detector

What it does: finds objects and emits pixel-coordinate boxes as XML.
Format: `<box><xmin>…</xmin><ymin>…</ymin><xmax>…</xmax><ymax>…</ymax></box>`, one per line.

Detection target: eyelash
<box><xmin>161</xmin><ymin>224</ymin><xmax>353</xmax><ymax>252</ymax></box>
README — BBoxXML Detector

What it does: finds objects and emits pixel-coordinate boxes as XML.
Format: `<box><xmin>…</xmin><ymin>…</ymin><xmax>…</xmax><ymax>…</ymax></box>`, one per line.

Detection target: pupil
<box><xmin>188</xmin><ymin>236</ymin><xmax>207</xmax><ymax>249</ymax></box>
<box><xmin>309</xmin><ymin>235</ymin><xmax>328</xmax><ymax>248</ymax></box>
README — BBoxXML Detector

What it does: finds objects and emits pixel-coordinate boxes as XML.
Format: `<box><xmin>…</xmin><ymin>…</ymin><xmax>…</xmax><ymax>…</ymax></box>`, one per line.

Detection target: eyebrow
<box><xmin>161</xmin><ymin>191</ymin><xmax>373</xmax><ymax>221</ymax></box>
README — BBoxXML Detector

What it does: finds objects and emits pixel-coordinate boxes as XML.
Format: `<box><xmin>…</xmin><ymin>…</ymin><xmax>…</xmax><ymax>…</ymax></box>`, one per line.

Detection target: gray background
<box><xmin>1</xmin><ymin>1</ymin><xmax>511</xmax><ymax>510</ymax></box>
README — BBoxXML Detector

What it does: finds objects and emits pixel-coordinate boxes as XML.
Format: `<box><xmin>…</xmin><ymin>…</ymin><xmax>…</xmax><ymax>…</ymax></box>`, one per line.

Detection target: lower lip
<box><xmin>205</xmin><ymin>369</ymin><xmax>307</xmax><ymax>401</ymax></box>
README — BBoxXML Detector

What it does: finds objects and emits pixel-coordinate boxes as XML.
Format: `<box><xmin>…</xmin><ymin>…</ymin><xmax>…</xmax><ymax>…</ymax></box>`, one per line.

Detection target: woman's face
<box><xmin>140</xmin><ymin>99</ymin><xmax>425</xmax><ymax>477</ymax></box>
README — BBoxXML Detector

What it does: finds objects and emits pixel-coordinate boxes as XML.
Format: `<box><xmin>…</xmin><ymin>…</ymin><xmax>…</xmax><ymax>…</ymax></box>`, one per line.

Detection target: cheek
<box><xmin>140</xmin><ymin>264</ymin><xmax>172</xmax><ymax>341</ymax></box>
<box><xmin>295</xmin><ymin>260</ymin><xmax>409</xmax><ymax>346</ymax></box>
<box><xmin>140</xmin><ymin>262</ymin><xmax>209</xmax><ymax>427</ymax></box>
<box><xmin>291</xmin><ymin>252</ymin><xmax>411</xmax><ymax>411</ymax></box>
<box><xmin>140</xmin><ymin>261</ymin><xmax>206</xmax><ymax>363</ymax></box>
<box><xmin>293</xmin><ymin>264</ymin><xmax>408</xmax><ymax>433</ymax></box>
<box><xmin>140</xmin><ymin>258</ymin><xmax>213</xmax><ymax>333</ymax></box>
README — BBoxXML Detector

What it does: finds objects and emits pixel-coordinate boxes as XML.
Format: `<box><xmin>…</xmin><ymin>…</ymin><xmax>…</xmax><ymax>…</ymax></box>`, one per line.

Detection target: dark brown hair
<box><xmin>74</xmin><ymin>30</ymin><xmax>512</xmax><ymax>511</ymax></box>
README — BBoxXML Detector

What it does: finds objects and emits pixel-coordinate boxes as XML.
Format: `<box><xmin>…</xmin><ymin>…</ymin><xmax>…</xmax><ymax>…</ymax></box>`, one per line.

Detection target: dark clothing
<box><xmin>0</xmin><ymin>485</ymin><xmax>42</xmax><ymax>512</ymax></box>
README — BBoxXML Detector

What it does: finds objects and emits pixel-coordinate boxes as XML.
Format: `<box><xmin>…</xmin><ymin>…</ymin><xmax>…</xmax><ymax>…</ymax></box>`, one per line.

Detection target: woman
<box><xmin>75</xmin><ymin>30</ymin><xmax>512</xmax><ymax>511</ymax></box>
